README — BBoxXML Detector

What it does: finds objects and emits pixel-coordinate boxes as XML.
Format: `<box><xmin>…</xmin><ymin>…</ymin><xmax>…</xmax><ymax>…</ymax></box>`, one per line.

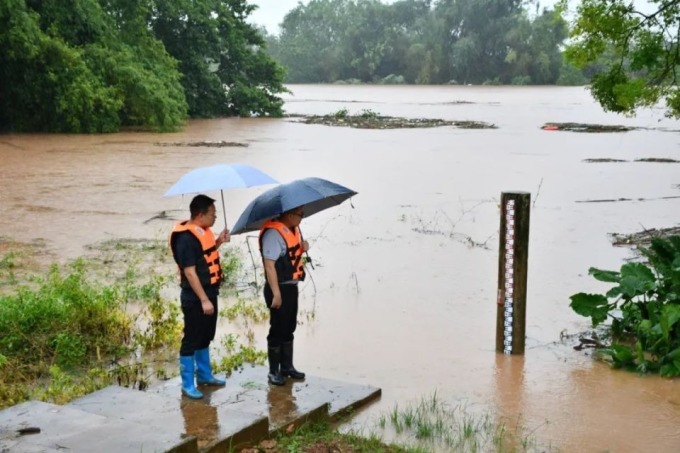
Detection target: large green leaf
<box><xmin>569</xmin><ymin>292</ymin><xmax>609</xmax><ymax>326</ymax></box>
<box><xmin>618</xmin><ymin>263</ymin><xmax>656</xmax><ymax>297</ymax></box>
<box><xmin>660</xmin><ymin>305</ymin><xmax>680</xmax><ymax>340</ymax></box>
<box><xmin>588</xmin><ymin>267</ymin><xmax>620</xmax><ymax>282</ymax></box>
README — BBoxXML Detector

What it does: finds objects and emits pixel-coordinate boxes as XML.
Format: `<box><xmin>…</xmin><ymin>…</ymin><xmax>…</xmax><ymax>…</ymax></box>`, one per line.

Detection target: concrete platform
<box><xmin>0</xmin><ymin>400</ymin><xmax>196</xmax><ymax>453</ymax></box>
<box><xmin>0</xmin><ymin>366</ymin><xmax>381</xmax><ymax>453</ymax></box>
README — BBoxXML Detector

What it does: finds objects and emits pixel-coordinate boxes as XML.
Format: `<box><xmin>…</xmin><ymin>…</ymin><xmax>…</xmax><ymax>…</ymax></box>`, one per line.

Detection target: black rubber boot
<box><xmin>281</xmin><ymin>341</ymin><xmax>305</xmax><ymax>379</ymax></box>
<box><xmin>267</xmin><ymin>346</ymin><xmax>285</xmax><ymax>386</ymax></box>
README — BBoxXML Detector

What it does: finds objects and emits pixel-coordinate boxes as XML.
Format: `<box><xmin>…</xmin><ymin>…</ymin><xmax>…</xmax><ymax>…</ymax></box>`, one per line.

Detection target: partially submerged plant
<box><xmin>570</xmin><ymin>236</ymin><xmax>680</xmax><ymax>376</ymax></box>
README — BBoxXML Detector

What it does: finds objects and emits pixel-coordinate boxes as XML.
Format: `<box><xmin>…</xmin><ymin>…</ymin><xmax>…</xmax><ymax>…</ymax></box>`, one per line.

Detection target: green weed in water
<box><xmin>217</xmin><ymin>334</ymin><xmax>267</xmax><ymax>375</ymax></box>
<box><xmin>379</xmin><ymin>393</ymin><xmax>553</xmax><ymax>452</ymax></box>
<box><xmin>0</xmin><ymin>249</ymin><xmax>185</xmax><ymax>408</ymax></box>
<box><xmin>222</xmin><ymin>296</ymin><xmax>269</xmax><ymax>324</ymax></box>
<box><xmin>0</xmin><ymin>251</ymin><xmax>16</xmax><ymax>270</ymax></box>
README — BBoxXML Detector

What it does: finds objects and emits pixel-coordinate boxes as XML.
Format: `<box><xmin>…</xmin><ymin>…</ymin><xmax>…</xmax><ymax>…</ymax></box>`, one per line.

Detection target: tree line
<box><xmin>2</xmin><ymin>0</ymin><xmax>677</xmax><ymax>133</ymax></box>
<box><xmin>0</xmin><ymin>0</ymin><xmax>286</xmax><ymax>133</ymax></box>
<box><xmin>264</xmin><ymin>0</ymin><xmax>585</xmax><ymax>86</ymax></box>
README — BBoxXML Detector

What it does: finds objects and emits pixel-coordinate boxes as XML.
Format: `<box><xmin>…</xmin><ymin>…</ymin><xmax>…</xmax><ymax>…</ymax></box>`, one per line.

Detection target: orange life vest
<box><xmin>170</xmin><ymin>221</ymin><xmax>223</xmax><ymax>287</ymax></box>
<box><xmin>259</xmin><ymin>219</ymin><xmax>306</xmax><ymax>282</ymax></box>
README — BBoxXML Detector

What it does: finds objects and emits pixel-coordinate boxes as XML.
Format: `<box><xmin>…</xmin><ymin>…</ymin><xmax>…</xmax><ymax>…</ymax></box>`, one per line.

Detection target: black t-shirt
<box><xmin>174</xmin><ymin>231</ymin><xmax>219</xmax><ymax>302</ymax></box>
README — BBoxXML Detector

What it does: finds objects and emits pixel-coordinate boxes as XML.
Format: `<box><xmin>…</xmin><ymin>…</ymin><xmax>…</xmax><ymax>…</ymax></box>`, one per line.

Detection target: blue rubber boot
<box><xmin>179</xmin><ymin>355</ymin><xmax>203</xmax><ymax>399</ymax></box>
<box><xmin>195</xmin><ymin>348</ymin><xmax>226</xmax><ymax>386</ymax></box>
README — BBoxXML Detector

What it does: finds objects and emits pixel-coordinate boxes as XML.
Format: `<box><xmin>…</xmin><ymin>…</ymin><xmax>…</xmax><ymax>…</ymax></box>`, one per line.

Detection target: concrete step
<box><xmin>0</xmin><ymin>400</ymin><xmax>197</xmax><ymax>453</ymax></box>
<box><xmin>151</xmin><ymin>366</ymin><xmax>382</xmax><ymax>433</ymax></box>
<box><xmin>69</xmin><ymin>385</ymin><xmax>268</xmax><ymax>452</ymax></box>
<box><xmin>0</xmin><ymin>366</ymin><xmax>381</xmax><ymax>453</ymax></box>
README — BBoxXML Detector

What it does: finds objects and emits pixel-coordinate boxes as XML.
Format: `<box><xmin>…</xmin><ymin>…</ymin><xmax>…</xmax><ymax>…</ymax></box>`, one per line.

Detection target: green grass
<box><xmin>375</xmin><ymin>392</ymin><xmax>554</xmax><ymax>453</ymax></box>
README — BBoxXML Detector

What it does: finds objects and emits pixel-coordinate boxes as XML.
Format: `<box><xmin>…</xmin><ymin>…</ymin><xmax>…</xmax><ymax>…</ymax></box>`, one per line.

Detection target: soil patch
<box><xmin>542</xmin><ymin>122</ymin><xmax>635</xmax><ymax>133</ymax></box>
<box><xmin>289</xmin><ymin>113</ymin><xmax>496</xmax><ymax>129</ymax></box>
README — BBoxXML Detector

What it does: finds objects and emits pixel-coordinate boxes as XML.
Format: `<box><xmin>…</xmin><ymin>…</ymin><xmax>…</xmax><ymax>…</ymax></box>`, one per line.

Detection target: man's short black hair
<box><xmin>190</xmin><ymin>194</ymin><xmax>215</xmax><ymax>219</ymax></box>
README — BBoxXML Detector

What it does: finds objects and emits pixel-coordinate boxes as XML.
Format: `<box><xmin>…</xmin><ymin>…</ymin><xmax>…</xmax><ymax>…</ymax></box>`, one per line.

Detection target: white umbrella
<box><xmin>164</xmin><ymin>163</ymin><xmax>278</xmax><ymax>227</ymax></box>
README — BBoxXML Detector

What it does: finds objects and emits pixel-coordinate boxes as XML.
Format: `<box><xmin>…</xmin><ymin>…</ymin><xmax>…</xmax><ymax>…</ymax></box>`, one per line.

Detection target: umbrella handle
<box><xmin>220</xmin><ymin>191</ymin><xmax>228</xmax><ymax>229</ymax></box>
<box><xmin>304</xmin><ymin>252</ymin><xmax>315</xmax><ymax>270</ymax></box>
<box><xmin>299</xmin><ymin>226</ymin><xmax>314</xmax><ymax>270</ymax></box>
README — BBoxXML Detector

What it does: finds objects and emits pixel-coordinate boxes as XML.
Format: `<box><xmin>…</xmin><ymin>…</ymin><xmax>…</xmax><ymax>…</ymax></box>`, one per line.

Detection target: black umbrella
<box><xmin>230</xmin><ymin>177</ymin><xmax>357</xmax><ymax>235</ymax></box>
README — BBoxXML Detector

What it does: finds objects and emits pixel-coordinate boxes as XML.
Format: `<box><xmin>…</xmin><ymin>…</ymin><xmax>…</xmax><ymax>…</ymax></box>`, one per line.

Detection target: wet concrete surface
<box><xmin>0</xmin><ymin>400</ymin><xmax>197</xmax><ymax>453</ymax></box>
<box><xmin>0</xmin><ymin>366</ymin><xmax>380</xmax><ymax>452</ymax></box>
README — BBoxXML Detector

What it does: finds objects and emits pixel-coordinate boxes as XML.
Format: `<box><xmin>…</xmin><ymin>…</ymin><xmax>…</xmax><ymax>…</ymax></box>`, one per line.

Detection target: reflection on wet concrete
<box><xmin>181</xmin><ymin>389</ymin><xmax>219</xmax><ymax>451</ymax></box>
<box><xmin>267</xmin><ymin>382</ymin><xmax>298</xmax><ymax>429</ymax></box>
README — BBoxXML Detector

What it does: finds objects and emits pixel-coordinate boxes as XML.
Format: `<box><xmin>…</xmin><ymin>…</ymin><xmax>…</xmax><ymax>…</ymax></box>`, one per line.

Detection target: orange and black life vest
<box><xmin>170</xmin><ymin>221</ymin><xmax>223</xmax><ymax>288</ymax></box>
<box><xmin>258</xmin><ymin>219</ymin><xmax>306</xmax><ymax>282</ymax></box>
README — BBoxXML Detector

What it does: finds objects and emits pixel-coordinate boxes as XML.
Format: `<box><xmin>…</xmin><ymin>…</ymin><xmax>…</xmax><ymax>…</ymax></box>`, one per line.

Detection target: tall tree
<box><xmin>0</xmin><ymin>0</ymin><xmax>187</xmax><ymax>132</ymax></box>
<box><xmin>504</xmin><ymin>7</ymin><xmax>568</xmax><ymax>84</ymax></box>
<box><xmin>150</xmin><ymin>0</ymin><xmax>286</xmax><ymax>117</ymax></box>
<box><xmin>276</xmin><ymin>0</ymin><xmax>352</xmax><ymax>82</ymax></box>
<box><xmin>436</xmin><ymin>0</ymin><xmax>525</xmax><ymax>84</ymax></box>
<box><xmin>562</xmin><ymin>0</ymin><xmax>680</xmax><ymax>118</ymax></box>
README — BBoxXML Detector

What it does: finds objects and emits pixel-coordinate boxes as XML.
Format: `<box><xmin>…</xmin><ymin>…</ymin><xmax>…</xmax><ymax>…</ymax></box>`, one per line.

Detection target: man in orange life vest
<box><xmin>259</xmin><ymin>207</ymin><xmax>309</xmax><ymax>385</ymax></box>
<box><xmin>170</xmin><ymin>194</ymin><xmax>230</xmax><ymax>399</ymax></box>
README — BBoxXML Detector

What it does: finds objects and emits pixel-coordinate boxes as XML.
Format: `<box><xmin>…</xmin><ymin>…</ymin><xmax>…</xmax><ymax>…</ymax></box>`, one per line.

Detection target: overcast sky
<box><xmin>248</xmin><ymin>0</ymin><xmax>399</xmax><ymax>33</ymax></box>
<box><xmin>247</xmin><ymin>0</ymin><xmax>651</xmax><ymax>34</ymax></box>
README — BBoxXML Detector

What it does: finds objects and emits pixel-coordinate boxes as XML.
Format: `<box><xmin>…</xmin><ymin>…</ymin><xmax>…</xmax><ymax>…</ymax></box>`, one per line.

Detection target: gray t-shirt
<box><xmin>261</xmin><ymin>228</ymin><xmax>298</xmax><ymax>284</ymax></box>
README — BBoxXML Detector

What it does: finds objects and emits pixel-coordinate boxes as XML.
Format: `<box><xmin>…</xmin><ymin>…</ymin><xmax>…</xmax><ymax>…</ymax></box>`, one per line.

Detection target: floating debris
<box><xmin>634</xmin><ymin>158</ymin><xmax>680</xmax><ymax>163</ymax></box>
<box><xmin>17</xmin><ymin>427</ymin><xmax>41</xmax><ymax>436</ymax></box>
<box><xmin>143</xmin><ymin>210</ymin><xmax>180</xmax><ymax>224</ymax></box>
<box><xmin>583</xmin><ymin>158</ymin><xmax>628</xmax><ymax>163</ymax></box>
<box><xmin>584</xmin><ymin>158</ymin><xmax>679</xmax><ymax>163</ymax></box>
<box><xmin>154</xmin><ymin>141</ymin><xmax>248</xmax><ymax>148</ymax></box>
<box><xmin>289</xmin><ymin>113</ymin><xmax>496</xmax><ymax>130</ymax></box>
<box><xmin>541</xmin><ymin>122</ymin><xmax>635</xmax><ymax>133</ymax></box>
<box><xmin>610</xmin><ymin>226</ymin><xmax>680</xmax><ymax>247</ymax></box>
<box><xmin>576</xmin><ymin>195</ymin><xmax>680</xmax><ymax>203</ymax></box>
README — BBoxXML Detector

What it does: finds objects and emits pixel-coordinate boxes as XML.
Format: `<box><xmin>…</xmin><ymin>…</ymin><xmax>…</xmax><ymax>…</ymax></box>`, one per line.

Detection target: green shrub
<box><xmin>570</xmin><ymin>236</ymin><xmax>680</xmax><ymax>376</ymax></box>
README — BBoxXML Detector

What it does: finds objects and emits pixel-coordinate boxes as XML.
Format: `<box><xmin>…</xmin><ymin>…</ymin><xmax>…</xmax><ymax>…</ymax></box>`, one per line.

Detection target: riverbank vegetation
<box><xmin>0</xmin><ymin>0</ymin><xmax>286</xmax><ymax>133</ymax></box>
<box><xmin>570</xmin><ymin>235</ymin><xmax>680</xmax><ymax>377</ymax></box>
<box><xmin>264</xmin><ymin>0</ymin><xmax>581</xmax><ymax>86</ymax></box>
<box><xmin>3</xmin><ymin>0</ymin><xmax>676</xmax><ymax>133</ymax></box>
<box><xmin>264</xmin><ymin>0</ymin><xmax>679</xmax><ymax>119</ymax></box>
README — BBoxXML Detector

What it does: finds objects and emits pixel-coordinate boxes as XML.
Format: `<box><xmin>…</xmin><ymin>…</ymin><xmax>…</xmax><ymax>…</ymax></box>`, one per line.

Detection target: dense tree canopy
<box><xmin>266</xmin><ymin>0</ymin><xmax>573</xmax><ymax>85</ymax></box>
<box><xmin>0</xmin><ymin>0</ymin><xmax>286</xmax><ymax>133</ymax></box>
<box><xmin>562</xmin><ymin>0</ymin><xmax>680</xmax><ymax>118</ymax></box>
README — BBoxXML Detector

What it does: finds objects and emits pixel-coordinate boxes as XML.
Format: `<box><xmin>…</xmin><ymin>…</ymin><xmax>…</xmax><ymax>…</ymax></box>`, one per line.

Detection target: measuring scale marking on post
<box><xmin>503</xmin><ymin>199</ymin><xmax>516</xmax><ymax>354</ymax></box>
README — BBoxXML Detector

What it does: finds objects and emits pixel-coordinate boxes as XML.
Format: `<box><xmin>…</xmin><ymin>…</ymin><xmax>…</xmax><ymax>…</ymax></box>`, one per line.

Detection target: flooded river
<box><xmin>1</xmin><ymin>85</ymin><xmax>679</xmax><ymax>452</ymax></box>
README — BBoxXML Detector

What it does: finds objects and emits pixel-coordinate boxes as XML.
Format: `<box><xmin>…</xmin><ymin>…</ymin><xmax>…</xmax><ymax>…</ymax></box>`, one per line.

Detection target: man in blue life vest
<box><xmin>170</xmin><ymin>194</ymin><xmax>230</xmax><ymax>399</ymax></box>
<box><xmin>259</xmin><ymin>207</ymin><xmax>309</xmax><ymax>385</ymax></box>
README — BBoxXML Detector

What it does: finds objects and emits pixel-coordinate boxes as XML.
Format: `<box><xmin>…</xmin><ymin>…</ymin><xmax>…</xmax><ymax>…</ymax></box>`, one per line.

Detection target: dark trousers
<box><xmin>180</xmin><ymin>296</ymin><xmax>218</xmax><ymax>356</ymax></box>
<box><xmin>264</xmin><ymin>283</ymin><xmax>298</xmax><ymax>347</ymax></box>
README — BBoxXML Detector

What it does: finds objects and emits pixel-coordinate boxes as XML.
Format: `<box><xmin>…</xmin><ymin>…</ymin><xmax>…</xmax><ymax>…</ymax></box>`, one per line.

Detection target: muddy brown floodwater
<box><xmin>1</xmin><ymin>85</ymin><xmax>679</xmax><ymax>452</ymax></box>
